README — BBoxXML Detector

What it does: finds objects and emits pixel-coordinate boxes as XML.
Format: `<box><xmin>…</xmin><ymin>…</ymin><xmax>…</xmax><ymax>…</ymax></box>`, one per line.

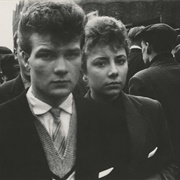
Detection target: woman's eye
<box><xmin>116</xmin><ymin>58</ymin><xmax>126</xmax><ymax>65</ymax></box>
<box><xmin>95</xmin><ymin>61</ymin><xmax>107</xmax><ymax>67</ymax></box>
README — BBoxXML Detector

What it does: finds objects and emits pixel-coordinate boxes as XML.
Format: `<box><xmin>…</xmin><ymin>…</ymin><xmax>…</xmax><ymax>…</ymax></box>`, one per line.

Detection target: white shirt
<box><xmin>130</xmin><ymin>45</ymin><xmax>142</xmax><ymax>50</ymax></box>
<box><xmin>26</xmin><ymin>86</ymin><xmax>73</xmax><ymax>139</ymax></box>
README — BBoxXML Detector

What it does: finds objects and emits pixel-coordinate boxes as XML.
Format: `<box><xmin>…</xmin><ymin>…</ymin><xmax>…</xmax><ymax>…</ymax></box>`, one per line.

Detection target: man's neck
<box><xmin>20</xmin><ymin>72</ymin><xmax>30</xmax><ymax>89</ymax></box>
<box><xmin>31</xmin><ymin>87</ymin><xmax>69</xmax><ymax>108</ymax></box>
<box><xmin>148</xmin><ymin>52</ymin><xmax>157</xmax><ymax>63</ymax></box>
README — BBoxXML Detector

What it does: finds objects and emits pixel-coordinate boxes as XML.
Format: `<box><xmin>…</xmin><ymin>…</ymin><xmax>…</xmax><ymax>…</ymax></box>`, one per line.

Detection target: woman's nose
<box><xmin>108</xmin><ymin>62</ymin><xmax>118</xmax><ymax>78</ymax></box>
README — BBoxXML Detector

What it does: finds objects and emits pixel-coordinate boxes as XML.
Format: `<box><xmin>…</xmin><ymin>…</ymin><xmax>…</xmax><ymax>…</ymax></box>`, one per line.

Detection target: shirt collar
<box><xmin>130</xmin><ymin>45</ymin><xmax>142</xmax><ymax>50</ymax></box>
<box><xmin>26</xmin><ymin>86</ymin><xmax>73</xmax><ymax>115</ymax></box>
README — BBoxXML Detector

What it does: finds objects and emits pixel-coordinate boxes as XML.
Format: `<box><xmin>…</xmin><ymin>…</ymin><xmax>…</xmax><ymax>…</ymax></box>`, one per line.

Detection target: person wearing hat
<box><xmin>123</xmin><ymin>26</ymin><xmax>146</xmax><ymax>93</ymax></box>
<box><xmin>129</xmin><ymin>23</ymin><xmax>180</xmax><ymax>175</ymax></box>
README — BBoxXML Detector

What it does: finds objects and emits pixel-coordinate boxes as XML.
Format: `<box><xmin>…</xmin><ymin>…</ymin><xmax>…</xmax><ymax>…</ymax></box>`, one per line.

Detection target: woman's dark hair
<box><xmin>82</xmin><ymin>16</ymin><xmax>129</xmax><ymax>72</ymax></box>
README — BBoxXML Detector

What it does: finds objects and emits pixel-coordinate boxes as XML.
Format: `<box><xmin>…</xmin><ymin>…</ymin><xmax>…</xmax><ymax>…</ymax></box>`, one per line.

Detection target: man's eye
<box><xmin>37</xmin><ymin>52</ymin><xmax>56</xmax><ymax>59</ymax></box>
<box><xmin>65</xmin><ymin>52</ymin><xmax>81</xmax><ymax>59</ymax></box>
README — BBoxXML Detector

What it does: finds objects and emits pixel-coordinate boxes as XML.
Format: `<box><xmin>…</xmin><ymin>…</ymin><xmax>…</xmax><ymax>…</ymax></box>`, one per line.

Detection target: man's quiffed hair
<box><xmin>18</xmin><ymin>0</ymin><xmax>86</xmax><ymax>54</ymax></box>
<box><xmin>82</xmin><ymin>15</ymin><xmax>129</xmax><ymax>72</ymax></box>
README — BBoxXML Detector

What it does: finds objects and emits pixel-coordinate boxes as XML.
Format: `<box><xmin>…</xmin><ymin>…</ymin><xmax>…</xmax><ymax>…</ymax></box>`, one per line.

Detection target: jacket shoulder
<box><xmin>126</xmin><ymin>94</ymin><xmax>161</xmax><ymax>110</ymax></box>
<box><xmin>0</xmin><ymin>79</ymin><xmax>14</xmax><ymax>93</ymax></box>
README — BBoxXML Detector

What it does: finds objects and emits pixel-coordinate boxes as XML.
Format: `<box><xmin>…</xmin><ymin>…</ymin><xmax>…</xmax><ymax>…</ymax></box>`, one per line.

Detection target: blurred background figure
<box><xmin>174</xmin><ymin>44</ymin><xmax>180</xmax><ymax>63</ymax></box>
<box><xmin>0</xmin><ymin>46</ymin><xmax>12</xmax><ymax>55</ymax></box>
<box><xmin>123</xmin><ymin>26</ymin><xmax>146</xmax><ymax>93</ymax></box>
<box><xmin>0</xmin><ymin>32</ymin><xmax>30</xmax><ymax>104</ymax></box>
<box><xmin>13</xmin><ymin>31</ymin><xmax>30</xmax><ymax>89</ymax></box>
<box><xmin>87</xmin><ymin>10</ymin><xmax>98</xmax><ymax>20</ymax></box>
<box><xmin>0</xmin><ymin>46</ymin><xmax>13</xmax><ymax>84</ymax></box>
<box><xmin>1</xmin><ymin>53</ymin><xmax>19</xmax><ymax>82</ymax></box>
<box><xmin>172</xmin><ymin>35</ymin><xmax>180</xmax><ymax>63</ymax></box>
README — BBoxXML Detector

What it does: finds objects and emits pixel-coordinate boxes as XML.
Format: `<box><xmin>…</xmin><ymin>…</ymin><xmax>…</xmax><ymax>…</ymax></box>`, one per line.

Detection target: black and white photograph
<box><xmin>0</xmin><ymin>0</ymin><xmax>180</xmax><ymax>179</ymax></box>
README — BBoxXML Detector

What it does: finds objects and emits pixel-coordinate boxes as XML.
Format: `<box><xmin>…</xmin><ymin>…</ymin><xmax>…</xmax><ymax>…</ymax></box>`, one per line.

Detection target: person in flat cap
<box><xmin>123</xmin><ymin>26</ymin><xmax>146</xmax><ymax>93</ymax></box>
<box><xmin>129</xmin><ymin>23</ymin><xmax>180</xmax><ymax>177</ymax></box>
<box><xmin>134</xmin><ymin>23</ymin><xmax>177</xmax><ymax>65</ymax></box>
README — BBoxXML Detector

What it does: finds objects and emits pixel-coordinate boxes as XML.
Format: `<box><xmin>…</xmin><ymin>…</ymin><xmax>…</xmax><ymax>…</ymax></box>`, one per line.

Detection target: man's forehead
<box><xmin>30</xmin><ymin>33</ymin><xmax>81</xmax><ymax>49</ymax></box>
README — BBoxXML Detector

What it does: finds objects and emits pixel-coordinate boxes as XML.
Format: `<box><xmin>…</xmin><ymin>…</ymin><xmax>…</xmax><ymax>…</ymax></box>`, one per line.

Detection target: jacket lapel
<box><xmin>121</xmin><ymin>93</ymin><xmax>148</xmax><ymax>165</ymax></box>
<box><xmin>10</xmin><ymin>91</ymin><xmax>52</xmax><ymax>179</ymax></box>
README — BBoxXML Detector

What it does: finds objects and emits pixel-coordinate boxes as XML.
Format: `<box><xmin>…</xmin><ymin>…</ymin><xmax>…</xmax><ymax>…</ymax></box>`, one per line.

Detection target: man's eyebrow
<box><xmin>36</xmin><ymin>46</ymin><xmax>52</xmax><ymax>51</ymax></box>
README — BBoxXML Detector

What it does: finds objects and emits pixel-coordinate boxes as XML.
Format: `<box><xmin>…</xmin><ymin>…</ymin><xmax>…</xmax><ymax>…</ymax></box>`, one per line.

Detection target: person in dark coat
<box><xmin>123</xmin><ymin>26</ymin><xmax>146</xmax><ymax>93</ymax></box>
<box><xmin>0</xmin><ymin>53</ymin><xmax>20</xmax><ymax>82</ymax></box>
<box><xmin>0</xmin><ymin>46</ymin><xmax>13</xmax><ymax>84</ymax></box>
<box><xmin>173</xmin><ymin>44</ymin><xmax>180</xmax><ymax>63</ymax></box>
<box><xmin>82</xmin><ymin>15</ymin><xmax>178</xmax><ymax>179</ymax></box>
<box><xmin>128</xmin><ymin>23</ymin><xmax>180</xmax><ymax>173</ymax></box>
<box><xmin>0</xmin><ymin>33</ymin><xmax>30</xmax><ymax>104</ymax></box>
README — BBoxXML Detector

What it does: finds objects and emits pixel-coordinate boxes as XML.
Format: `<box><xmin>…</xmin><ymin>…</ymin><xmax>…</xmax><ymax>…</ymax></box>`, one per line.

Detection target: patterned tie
<box><xmin>50</xmin><ymin>108</ymin><xmax>66</xmax><ymax>157</ymax></box>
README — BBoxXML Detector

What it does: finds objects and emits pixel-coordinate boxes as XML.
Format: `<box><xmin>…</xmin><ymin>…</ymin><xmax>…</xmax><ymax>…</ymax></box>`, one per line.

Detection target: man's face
<box><xmin>27</xmin><ymin>33</ymin><xmax>82</xmax><ymax>106</ymax></box>
<box><xmin>85</xmin><ymin>45</ymin><xmax>128</xmax><ymax>101</ymax></box>
<box><xmin>141</xmin><ymin>41</ymin><xmax>149</xmax><ymax>64</ymax></box>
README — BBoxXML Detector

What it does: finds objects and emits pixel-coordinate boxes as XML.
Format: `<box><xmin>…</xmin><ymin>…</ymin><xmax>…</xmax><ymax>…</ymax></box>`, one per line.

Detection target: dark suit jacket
<box><xmin>123</xmin><ymin>48</ymin><xmax>145</xmax><ymax>93</ymax></box>
<box><xmin>0</xmin><ymin>75</ymin><xmax>25</xmax><ymax>104</ymax></box>
<box><xmin>129</xmin><ymin>52</ymin><xmax>180</xmax><ymax>170</ymax></box>
<box><xmin>85</xmin><ymin>91</ymin><xmax>177</xmax><ymax>179</ymax></box>
<box><xmin>0</xmin><ymin>90</ymin><xmax>177</xmax><ymax>179</ymax></box>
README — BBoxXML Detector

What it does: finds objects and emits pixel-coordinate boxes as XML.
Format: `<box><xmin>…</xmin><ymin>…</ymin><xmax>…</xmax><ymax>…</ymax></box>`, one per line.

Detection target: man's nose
<box><xmin>54</xmin><ymin>57</ymin><xmax>68</xmax><ymax>74</ymax></box>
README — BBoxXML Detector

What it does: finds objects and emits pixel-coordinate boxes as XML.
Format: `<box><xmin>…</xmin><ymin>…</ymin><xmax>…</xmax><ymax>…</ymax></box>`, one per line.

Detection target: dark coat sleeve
<box><xmin>140</xmin><ymin>98</ymin><xmax>179</xmax><ymax>180</ymax></box>
<box><xmin>128</xmin><ymin>75</ymin><xmax>154</xmax><ymax>98</ymax></box>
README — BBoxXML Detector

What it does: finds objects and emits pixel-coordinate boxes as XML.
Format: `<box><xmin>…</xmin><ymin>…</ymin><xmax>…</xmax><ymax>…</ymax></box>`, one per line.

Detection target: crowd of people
<box><xmin>0</xmin><ymin>0</ymin><xmax>180</xmax><ymax>179</ymax></box>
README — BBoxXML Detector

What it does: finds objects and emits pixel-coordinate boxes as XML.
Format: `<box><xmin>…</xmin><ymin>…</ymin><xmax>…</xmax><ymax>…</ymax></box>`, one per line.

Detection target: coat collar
<box><xmin>10</xmin><ymin>75</ymin><xmax>25</xmax><ymax>97</ymax></box>
<box><xmin>149</xmin><ymin>52</ymin><xmax>175</xmax><ymax>67</ymax></box>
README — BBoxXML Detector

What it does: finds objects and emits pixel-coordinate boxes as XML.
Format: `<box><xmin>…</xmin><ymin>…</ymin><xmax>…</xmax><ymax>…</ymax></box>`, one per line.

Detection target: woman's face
<box><xmin>84</xmin><ymin>45</ymin><xmax>128</xmax><ymax>101</ymax></box>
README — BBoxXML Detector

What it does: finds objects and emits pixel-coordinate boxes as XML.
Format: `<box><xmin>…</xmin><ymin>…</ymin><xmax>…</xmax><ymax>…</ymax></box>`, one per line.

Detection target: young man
<box><xmin>129</xmin><ymin>23</ymin><xmax>180</xmax><ymax>176</ymax></box>
<box><xmin>82</xmin><ymin>15</ymin><xmax>178</xmax><ymax>179</ymax></box>
<box><xmin>0</xmin><ymin>1</ymin><xmax>121</xmax><ymax>179</ymax></box>
<box><xmin>123</xmin><ymin>26</ymin><xmax>146</xmax><ymax>93</ymax></box>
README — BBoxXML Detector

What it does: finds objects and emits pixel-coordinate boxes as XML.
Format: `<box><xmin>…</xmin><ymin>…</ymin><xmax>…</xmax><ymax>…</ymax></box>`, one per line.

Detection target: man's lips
<box><xmin>52</xmin><ymin>80</ymin><xmax>69</xmax><ymax>84</ymax></box>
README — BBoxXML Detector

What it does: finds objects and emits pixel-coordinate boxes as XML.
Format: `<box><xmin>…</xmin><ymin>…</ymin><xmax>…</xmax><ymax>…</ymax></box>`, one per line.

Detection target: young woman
<box><xmin>82</xmin><ymin>15</ymin><xmax>177</xmax><ymax>179</ymax></box>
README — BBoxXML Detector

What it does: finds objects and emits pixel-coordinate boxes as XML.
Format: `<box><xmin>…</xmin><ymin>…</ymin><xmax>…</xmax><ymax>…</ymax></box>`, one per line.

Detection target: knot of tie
<box><xmin>50</xmin><ymin>107</ymin><xmax>61</xmax><ymax>124</ymax></box>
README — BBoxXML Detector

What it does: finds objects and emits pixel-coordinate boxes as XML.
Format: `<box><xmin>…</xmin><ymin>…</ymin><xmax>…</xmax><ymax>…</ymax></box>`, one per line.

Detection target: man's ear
<box><xmin>146</xmin><ymin>42</ymin><xmax>152</xmax><ymax>54</ymax></box>
<box><xmin>21</xmin><ymin>51</ymin><xmax>30</xmax><ymax>70</ymax></box>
